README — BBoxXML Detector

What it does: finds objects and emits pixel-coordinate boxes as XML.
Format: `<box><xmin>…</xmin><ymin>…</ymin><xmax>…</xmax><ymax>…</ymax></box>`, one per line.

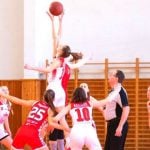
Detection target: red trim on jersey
<box><xmin>70</xmin><ymin>100</ymin><xmax>91</xmax><ymax>109</ymax></box>
<box><xmin>52</xmin><ymin>57</ymin><xmax>71</xmax><ymax>105</ymax></box>
<box><xmin>59</xmin><ymin>57</ymin><xmax>71</xmax><ymax>105</ymax></box>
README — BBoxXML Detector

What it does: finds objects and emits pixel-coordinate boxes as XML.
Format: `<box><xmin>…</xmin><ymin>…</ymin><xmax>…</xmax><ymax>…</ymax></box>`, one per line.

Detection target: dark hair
<box><xmin>43</xmin><ymin>89</ymin><xmax>57</xmax><ymax>116</ymax></box>
<box><xmin>61</xmin><ymin>45</ymin><xmax>71</xmax><ymax>58</ymax></box>
<box><xmin>115</xmin><ymin>70</ymin><xmax>125</xmax><ymax>83</ymax></box>
<box><xmin>60</xmin><ymin>45</ymin><xmax>83</xmax><ymax>61</ymax></box>
<box><xmin>71</xmin><ymin>87</ymin><xmax>87</xmax><ymax>103</ymax></box>
<box><xmin>70</xmin><ymin>52</ymin><xmax>83</xmax><ymax>61</ymax></box>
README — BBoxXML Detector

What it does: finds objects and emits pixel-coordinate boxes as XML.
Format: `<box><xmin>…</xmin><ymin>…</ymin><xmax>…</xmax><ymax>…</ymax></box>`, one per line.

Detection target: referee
<box><xmin>103</xmin><ymin>70</ymin><xmax>130</xmax><ymax>150</ymax></box>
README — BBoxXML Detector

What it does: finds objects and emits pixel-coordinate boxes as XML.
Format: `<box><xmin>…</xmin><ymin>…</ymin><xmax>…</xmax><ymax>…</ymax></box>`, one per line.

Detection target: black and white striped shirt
<box><xmin>103</xmin><ymin>83</ymin><xmax>129</xmax><ymax>121</ymax></box>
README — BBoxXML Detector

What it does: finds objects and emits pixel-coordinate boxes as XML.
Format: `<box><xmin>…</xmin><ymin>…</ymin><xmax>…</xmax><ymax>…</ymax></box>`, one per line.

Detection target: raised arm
<box><xmin>24</xmin><ymin>64</ymin><xmax>51</xmax><ymax>73</ymax></box>
<box><xmin>47</xmin><ymin>11</ymin><xmax>64</xmax><ymax>58</ymax></box>
<box><xmin>56</xmin><ymin>12</ymin><xmax>64</xmax><ymax>49</ymax></box>
<box><xmin>47</xmin><ymin>11</ymin><xmax>57</xmax><ymax>58</ymax></box>
<box><xmin>0</xmin><ymin>91</ymin><xmax>35</xmax><ymax>107</ymax></box>
<box><xmin>24</xmin><ymin>59</ymin><xmax>60</xmax><ymax>74</ymax></box>
<box><xmin>67</xmin><ymin>56</ymin><xmax>89</xmax><ymax>69</ymax></box>
<box><xmin>90</xmin><ymin>96</ymin><xmax>110</xmax><ymax>109</ymax></box>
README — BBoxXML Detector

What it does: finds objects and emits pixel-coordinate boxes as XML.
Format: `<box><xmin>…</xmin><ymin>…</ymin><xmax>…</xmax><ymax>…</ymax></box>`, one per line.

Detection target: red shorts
<box><xmin>12</xmin><ymin>125</ymin><xmax>46</xmax><ymax>149</ymax></box>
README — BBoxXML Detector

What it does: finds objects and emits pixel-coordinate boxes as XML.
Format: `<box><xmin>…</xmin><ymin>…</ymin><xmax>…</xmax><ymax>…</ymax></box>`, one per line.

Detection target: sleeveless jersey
<box><xmin>47</xmin><ymin>57</ymin><xmax>70</xmax><ymax>107</ymax></box>
<box><xmin>24</xmin><ymin>101</ymin><xmax>49</xmax><ymax>130</ymax></box>
<box><xmin>69</xmin><ymin>101</ymin><xmax>93</xmax><ymax>125</ymax></box>
<box><xmin>61</xmin><ymin>59</ymin><xmax>71</xmax><ymax>90</ymax></box>
<box><xmin>62</xmin><ymin>59</ymin><xmax>71</xmax><ymax>105</ymax></box>
<box><xmin>47</xmin><ymin>58</ymin><xmax>70</xmax><ymax>85</ymax></box>
<box><xmin>69</xmin><ymin>100</ymin><xmax>102</xmax><ymax>150</ymax></box>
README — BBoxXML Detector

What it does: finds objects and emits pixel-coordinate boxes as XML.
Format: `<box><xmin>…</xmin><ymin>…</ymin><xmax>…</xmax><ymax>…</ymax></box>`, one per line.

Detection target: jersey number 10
<box><xmin>75</xmin><ymin>107</ymin><xmax>90</xmax><ymax>122</ymax></box>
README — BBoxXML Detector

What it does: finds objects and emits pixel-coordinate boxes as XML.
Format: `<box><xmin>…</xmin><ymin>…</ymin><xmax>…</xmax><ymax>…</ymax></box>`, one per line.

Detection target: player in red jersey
<box><xmin>0</xmin><ymin>89</ymin><xmax>69</xmax><ymax>150</ymax></box>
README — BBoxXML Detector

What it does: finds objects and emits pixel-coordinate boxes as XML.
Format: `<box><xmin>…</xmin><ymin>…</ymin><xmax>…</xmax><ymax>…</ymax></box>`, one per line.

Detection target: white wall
<box><xmin>24</xmin><ymin>0</ymin><xmax>37</xmax><ymax>78</ymax></box>
<box><xmin>0</xmin><ymin>0</ymin><xmax>150</xmax><ymax>79</ymax></box>
<box><xmin>32</xmin><ymin>0</ymin><xmax>150</xmax><ymax>60</ymax></box>
<box><xmin>0</xmin><ymin>0</ymin><xmax>24</xmax><ymax>79</ymax></box>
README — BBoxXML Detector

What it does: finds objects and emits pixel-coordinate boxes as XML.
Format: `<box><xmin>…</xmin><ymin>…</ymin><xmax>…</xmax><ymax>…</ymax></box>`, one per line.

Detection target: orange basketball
<box><xmin>49</xmin><ymin>1</ymin><xmax>63</xmax><ymax>16</ymax></box>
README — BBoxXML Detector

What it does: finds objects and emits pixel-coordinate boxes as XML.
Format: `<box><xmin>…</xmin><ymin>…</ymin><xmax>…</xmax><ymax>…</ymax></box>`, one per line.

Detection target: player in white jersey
<box><xmin>0</xmin><ymin>86</ymin><xmax>13</xmax><ymax>149</ymax></box>
<box><xmin>80</xmin><ymin>83</ymin><xmax>104</xmax><ymax>128</ymax></box>
<box><xmin>24</xmin><ymin>45</ymin><xmax>88</xmax><ymax>149</ymax></box>
<box><xmin>24</xmin><ymin>46</ymin><xmax>87</xmax><ymax>110</ymax></box>
<box><xmin>53</xmin><ymin>87</ymin><xmax>112</xmax><ymax>150</ymax></box>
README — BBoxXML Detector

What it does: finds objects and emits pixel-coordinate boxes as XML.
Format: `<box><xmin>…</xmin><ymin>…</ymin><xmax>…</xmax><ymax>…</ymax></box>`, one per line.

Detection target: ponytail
<box><xmin>70</xmin><ymin>52</ymin><xmax>83</xmax><ymax>62</ymax></box>
<box><xmin>44</xmin><ymin>89</ymin><xmax>57</xmax><ymax>116</ymax></box>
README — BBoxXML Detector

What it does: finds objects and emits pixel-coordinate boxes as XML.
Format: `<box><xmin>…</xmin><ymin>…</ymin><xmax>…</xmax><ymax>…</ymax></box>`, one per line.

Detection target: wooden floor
<box><xmin>0</xmin><ymin>78</ymin><xmax>150</xmax><ymax>150</ymax></box>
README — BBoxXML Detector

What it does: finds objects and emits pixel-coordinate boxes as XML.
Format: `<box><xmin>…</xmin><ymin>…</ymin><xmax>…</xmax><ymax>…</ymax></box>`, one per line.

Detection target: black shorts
<box><xmin>49</xmin><ymin>128</ymin><xmax>64</xmax><ymax>141</ymax></box>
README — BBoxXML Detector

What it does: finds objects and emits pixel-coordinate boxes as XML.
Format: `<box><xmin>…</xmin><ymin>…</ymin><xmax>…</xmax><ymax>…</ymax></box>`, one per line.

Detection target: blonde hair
<box><xmin>0</xmin><ymin>86</ymin><xmax>9</xmax><ymax>94</ymax></box>
<box><xmin>0</xmin><ymin>86</ymin><xmax>13</xmax><ymax>114</ymax></box>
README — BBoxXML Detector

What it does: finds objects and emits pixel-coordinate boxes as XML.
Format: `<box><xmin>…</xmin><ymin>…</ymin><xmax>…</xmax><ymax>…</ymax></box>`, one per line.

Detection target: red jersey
<box><xmin>61</xmin><ymin>58</ymin><xmax>71</xmax><ymax>105</ymax></box>
<box><xmin>12</xmin><ymin>100</ymin><xmax>50</xmax><ymax>149</ymax></box>
<box><xmin>24</xmin><ymin>101</ymin><xmax>49</xmax><ymax>129</ymax></box>
<box><xmin>61</xmin><ymin>58</ymin><xmax>71</xmax><ymax>91</ymax></box>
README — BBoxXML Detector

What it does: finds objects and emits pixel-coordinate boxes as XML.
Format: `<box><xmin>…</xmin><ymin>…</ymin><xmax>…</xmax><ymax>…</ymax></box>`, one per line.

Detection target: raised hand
<box><xmin>58</xmin><ymin>11</ymin><xmax>64</xmax><ymax>22</ymax></box>
<box><xmin>46</xmin><ymin>11</ymin><xmax>54</xmax><ymax>21</ymax></box>
<box><xmin>24</xmin><ymin>64</ymin><xmax>32</xmax><ymax>70</ymax></box>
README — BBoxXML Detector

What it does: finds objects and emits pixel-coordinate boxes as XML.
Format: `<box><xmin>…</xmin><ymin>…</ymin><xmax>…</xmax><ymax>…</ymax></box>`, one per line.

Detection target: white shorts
<box><xmin>0</xmin><ymin>125</ymin><xmax>9</xmax><ymax>140</ymax></box>
<box><xmin>70</xmin><ymin>124</ymin><xmax>102</xmax><ymax>150</ymax></box>
<box><xmin>46</xmin><ymin>82</ymin><xmax>65</xmax><ymax>107</ymax></box>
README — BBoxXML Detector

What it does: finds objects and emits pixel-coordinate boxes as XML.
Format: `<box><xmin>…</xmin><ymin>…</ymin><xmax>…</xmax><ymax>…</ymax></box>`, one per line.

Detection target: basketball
<box><xmin>49</xmin><ymin>1</ymin><xmax>63</xmax><ymax>16</ymax></box>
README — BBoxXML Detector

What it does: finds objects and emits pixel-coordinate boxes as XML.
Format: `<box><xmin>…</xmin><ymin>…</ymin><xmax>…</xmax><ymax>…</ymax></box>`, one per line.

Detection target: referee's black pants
<box><xmin>104</xmin><ymin>118</ymin><xmax>128</xmax><ymax>150</ymax></box>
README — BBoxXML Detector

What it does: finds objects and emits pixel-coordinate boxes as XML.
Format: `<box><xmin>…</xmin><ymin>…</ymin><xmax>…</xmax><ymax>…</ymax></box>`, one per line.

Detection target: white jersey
<box><xmin>0</xmin><ymin>102</ymin><xmax>10</xmax><ymax>124</ymax></box>
<box><xmin>47</xmin><ymin>57</ymin><xmax>70</xmax><ymax>107</ymax></box>
<box><xmin>70</xmin><ymin>101</ymin><xmax>93</xmax><ymax>125</ymax></box>
<box><xmin>47</xmin><ymin>66</ymin><xmax>64</xmax><ymax>84</ymax></box>
<box><xmin>69</xmin><ymin>101</ymin><xmax>102</xmax><ymax>150</ymax></box>
<box><xmin>0</xmin><ymin>101</ymin><xmax>11</xmax><ymax>139</ymax></box>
